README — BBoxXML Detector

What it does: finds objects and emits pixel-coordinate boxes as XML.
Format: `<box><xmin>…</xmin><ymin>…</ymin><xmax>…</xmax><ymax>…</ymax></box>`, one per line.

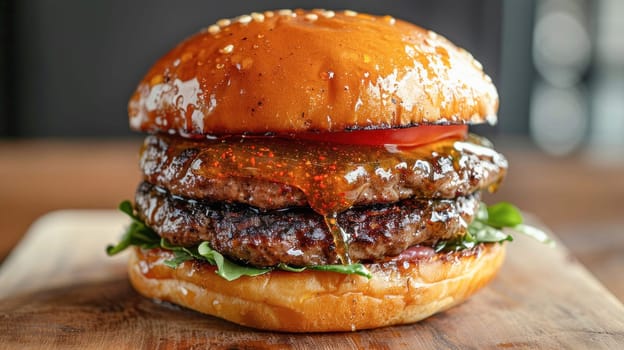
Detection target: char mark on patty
<box><xmin>135</xmin><ymin>181</ymin><xmax>480</xmax><ymax>267</ymax></box>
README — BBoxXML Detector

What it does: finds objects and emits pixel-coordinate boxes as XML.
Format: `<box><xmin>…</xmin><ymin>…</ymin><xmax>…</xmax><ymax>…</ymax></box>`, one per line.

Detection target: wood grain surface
<box><xmin>0</xmin><ymin>211</ymin><xmax>623</xmax><ymax>349</ymax></box>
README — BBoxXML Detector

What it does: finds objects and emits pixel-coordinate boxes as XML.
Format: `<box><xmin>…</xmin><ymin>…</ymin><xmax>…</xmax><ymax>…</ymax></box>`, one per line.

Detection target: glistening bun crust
<box><xmin>128</xmin><ymin>243</ymin><xmax>506</xmax><ymax>332</ymax></box>
<box><xmin>128</xmin><ymin>9</ymin><xmax>498</xmax><ymax>136</ymax></box>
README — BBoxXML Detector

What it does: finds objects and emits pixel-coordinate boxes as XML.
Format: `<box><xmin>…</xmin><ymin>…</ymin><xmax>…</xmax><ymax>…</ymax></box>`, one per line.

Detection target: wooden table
<box><xmin>0</xmin><ymin>139</ymin><xmax>142</xmax><ymax>261</ymax></box>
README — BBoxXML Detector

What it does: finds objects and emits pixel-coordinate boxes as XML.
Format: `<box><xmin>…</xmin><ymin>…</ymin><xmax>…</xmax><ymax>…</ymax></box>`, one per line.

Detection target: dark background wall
<box><xmin>1</xmin><ymin>0</ymin><xmax>536</xmax><ymax>138</ymax></box>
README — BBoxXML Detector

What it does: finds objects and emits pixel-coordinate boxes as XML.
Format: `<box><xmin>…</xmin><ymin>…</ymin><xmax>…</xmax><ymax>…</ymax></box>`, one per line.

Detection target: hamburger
<box><xmin>107</xmin><ymin>9</ymin><xmax>543</xmax><ymax>332</ymax></box>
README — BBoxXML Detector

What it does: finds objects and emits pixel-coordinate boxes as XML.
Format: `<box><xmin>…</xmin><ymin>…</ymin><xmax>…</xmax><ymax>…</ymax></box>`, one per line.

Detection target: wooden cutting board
<box><xmin>0</xmin><ymin>211</ymin><xmax>623</xmax><ymax>349</ymax></box>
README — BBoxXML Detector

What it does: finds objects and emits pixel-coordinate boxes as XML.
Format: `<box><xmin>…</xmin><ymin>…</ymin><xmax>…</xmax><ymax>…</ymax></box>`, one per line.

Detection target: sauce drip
<box><xmin>324</xmin><ymin>214</ymin><xmax>352</xmax><ymax>264</ymax></box>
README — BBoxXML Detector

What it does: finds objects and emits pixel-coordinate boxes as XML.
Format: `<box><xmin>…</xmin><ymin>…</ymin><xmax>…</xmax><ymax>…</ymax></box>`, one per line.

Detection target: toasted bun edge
<box><xmin>128</xmin><ymin>243</ymin><xmax>505</xmax><ymax>332</ymax></box>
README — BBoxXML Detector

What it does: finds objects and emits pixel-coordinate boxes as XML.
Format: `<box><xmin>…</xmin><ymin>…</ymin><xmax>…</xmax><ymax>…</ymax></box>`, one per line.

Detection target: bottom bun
<box><xmin>128</xmin><ymin>243</ymin><xmax>505</xmax><ymax>332</ymax></box>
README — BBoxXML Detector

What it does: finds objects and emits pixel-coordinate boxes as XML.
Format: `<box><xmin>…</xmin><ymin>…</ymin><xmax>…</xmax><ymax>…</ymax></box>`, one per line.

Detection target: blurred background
<box><xmin>1</xmin><ymin>0</ymin><xmax>622</xmax><ymax>299</ymax></box>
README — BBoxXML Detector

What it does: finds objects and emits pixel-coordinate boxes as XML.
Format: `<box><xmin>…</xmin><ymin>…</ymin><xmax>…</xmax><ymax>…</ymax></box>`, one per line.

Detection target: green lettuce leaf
<box><xmin>197</xmin><ymin>242</ymin><xmax>271</xmax><ymax>281</ymax></box>
<box><xmin>106</xmin><ymin>201</ymin><xmax>160</xmax><ymax>255</ymax></box>
<box><xmin>162</xmin><ymin>252</ymin><xmax>194</xmax><ymax>269</ymax></box>
<box><xmin>486</xmin><ymin>201</ymin><xmax>523</xmax><ymax>228</ymax></box>
<box><xmin>309</xmin><ymin>264</ymin><xmax>372</xmax><ymax>278</ymax></box>
<box><xmin>469</xmin><ymin>220</ymin><xmax>514</xmax><ymax>243</ymax></box>
<box><xmin>435</xmin><ymin>202</ymin><xmax>552</xmax><ymax>253</ymax></box>
<box><xmin>277</xmin><ymin>263</ymin><xmax>307</xmax><ymax>272</ymax></box>
<box><xmin>279</xmin><ymin>263</ymin><xmax>371</xmax><ymax>278</ymax></box>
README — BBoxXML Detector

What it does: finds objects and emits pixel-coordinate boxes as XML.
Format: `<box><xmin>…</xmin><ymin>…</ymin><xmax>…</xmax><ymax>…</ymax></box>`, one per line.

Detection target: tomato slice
<box><xmin>290</xmin><ymin>125</ymin><xmax>468</xmax><ymax>147</ymax></box>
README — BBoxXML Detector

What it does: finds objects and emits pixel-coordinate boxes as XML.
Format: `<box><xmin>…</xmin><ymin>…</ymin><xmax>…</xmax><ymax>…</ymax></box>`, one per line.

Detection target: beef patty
<box><xmin>140</xmin><ymin>134</ymin><xmax>506</xmax><ymax>212</ymax></box>
<box><xmin>135</xmin><ymin>181</ymin><xmax>480</xmax><ymax>267</ymax></box>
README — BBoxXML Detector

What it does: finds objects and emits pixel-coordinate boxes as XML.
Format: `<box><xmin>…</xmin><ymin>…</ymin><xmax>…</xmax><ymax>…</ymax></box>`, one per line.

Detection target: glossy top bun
<box><xmin>129</xmin><ymin>9</ymin><xmax>498</xmax><ymax>136</ymax></box>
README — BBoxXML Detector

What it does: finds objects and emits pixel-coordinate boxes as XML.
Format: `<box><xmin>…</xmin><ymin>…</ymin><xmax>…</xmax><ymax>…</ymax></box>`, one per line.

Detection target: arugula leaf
<box><xmin>277</xmin><ymin>263</ymin><xmax>307</xmax><ymax>272</ymax></box>
<box><xmin>435</xmin><ymin>202</ymin><xmax>551</xmax><ymax>252</ymax></box>
<box><xmin>162</xmin><ymin>251</ymin><xmax>195</xmax><ymax>268</ymax></box>
<box><xmin>468</xmin><ymin>220</ymin><xmax>513</xmax><ymax>243</ymax></box>
<box><xmin>275</xmin><ymin>263</ymin><xmax>371</xmax><ymax>278</ymax></box>
<box><xmin>161</xmin><ymin>238</ymin><xmax>201</xmax><ymax>259</ymax></box>
<box><xmin>197</xmin><ymin>242</ymin><xmax>271</xmax><ymax>281</ymax></box>
<box><xmin>118</xmin><ymin>200</ymin><xmax>138</xmax><ymax>220</ymax></box>
<box><xmin>486</xmin><ymin>202</ymin><xmax>523</xmax><ymax>228</ymax></box>
<box><xmin>435</xmin><ymin>230</ymin><xmax>480</xmax><ymax>253</ymax></box>
<box><xmin>309</xmin><ymin>264</ymin><xmax>372</xmax><ymax>278</ymax></box>
<box><xmin>106</xmin><ymin>201</ymin><xmax>160</xmax><ymax>255</ymax></box>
